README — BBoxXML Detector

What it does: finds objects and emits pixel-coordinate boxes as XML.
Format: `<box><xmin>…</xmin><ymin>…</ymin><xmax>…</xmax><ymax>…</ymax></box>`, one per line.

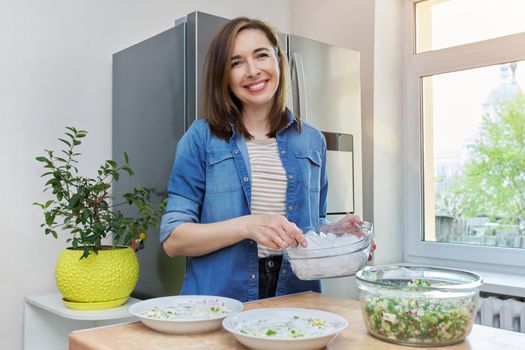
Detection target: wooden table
<box><xmin>69</xmin><ymin>292</ymin><xmax>525</xmax><ymax>350</ymax></box>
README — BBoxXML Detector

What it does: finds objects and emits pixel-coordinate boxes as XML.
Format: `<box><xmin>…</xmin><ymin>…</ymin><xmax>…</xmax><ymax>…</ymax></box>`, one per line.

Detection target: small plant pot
<box><xmin>55</xmin><ymin>246</ymin><xmax>139</xmax><ymax>310</ymax></box>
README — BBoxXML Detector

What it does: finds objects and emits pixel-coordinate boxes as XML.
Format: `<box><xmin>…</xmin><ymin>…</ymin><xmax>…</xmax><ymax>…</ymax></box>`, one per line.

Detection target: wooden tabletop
<box><xmin>69</xmin><ymin>292</ymin><xmax>525</xmax><ymax>350</ymax></box>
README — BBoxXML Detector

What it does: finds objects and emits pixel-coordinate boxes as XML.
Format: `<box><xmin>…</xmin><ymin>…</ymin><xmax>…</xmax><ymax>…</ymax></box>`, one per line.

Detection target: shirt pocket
<box><xmin>294</xmin><ymin>150</ymin><xmax>322</xmax><ymax>192</ymax></box>
<box><xmin>206</xmin><ymin>149</ymin><xmax>242</xmax><ymax>193</ymax></box>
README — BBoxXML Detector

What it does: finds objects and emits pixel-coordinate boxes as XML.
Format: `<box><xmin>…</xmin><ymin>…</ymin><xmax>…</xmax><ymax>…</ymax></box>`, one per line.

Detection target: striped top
<box><xmin>246</xmin><ymin>137</ymin><xmax>287</xmax><ymax>258</ymax></box>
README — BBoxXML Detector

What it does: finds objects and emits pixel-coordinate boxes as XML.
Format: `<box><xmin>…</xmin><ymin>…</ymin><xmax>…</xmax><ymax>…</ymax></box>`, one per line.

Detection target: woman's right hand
<box><xmin>240</xmin><ymin>214</ymin><xmax>307</xmax><ymax>250</ymax></box>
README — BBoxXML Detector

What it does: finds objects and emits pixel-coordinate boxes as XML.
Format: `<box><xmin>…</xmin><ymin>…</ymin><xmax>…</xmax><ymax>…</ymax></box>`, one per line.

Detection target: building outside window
<box><xmin>404</xmin><ymin>0</ymin><xmax>525</xmax><ymax>274</ymax></box>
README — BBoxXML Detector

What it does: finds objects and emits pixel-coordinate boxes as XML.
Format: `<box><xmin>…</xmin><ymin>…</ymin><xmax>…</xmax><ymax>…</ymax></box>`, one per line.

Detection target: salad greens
<box><xmin>408</xmin><ymin>279</ymin><xmax>431</xmax><ymax>287</ymax></box>
<box><xmin>362</xmin><ymin>294</ymin><xmax>476</xmax><ymax>344</ymax></box>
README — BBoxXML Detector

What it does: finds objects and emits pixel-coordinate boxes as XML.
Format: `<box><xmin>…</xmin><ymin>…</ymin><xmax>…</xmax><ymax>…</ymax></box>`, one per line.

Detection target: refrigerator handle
<box><xmin>292</xmin><ymin>52</ymin><xmax>308</xmax><ymax>120</ymax></box>
<box><xmin>289</xmin><ymin>53</ymin><xmax>297</xmax><ymax>115</ymax></box>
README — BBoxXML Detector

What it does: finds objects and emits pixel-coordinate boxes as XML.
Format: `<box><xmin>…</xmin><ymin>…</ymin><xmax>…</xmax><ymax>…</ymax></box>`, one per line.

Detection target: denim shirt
<box><xmin>160</xmin><ymin>109</ymin><xmax>328</xmax><ymax>302</ymax></box>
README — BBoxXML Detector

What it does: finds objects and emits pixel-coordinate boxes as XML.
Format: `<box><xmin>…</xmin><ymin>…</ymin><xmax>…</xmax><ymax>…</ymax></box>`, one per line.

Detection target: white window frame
<box><xmin>403</xmin><ymin>0</ymin><xmax>525</xmax><ymax>275</ymax></box>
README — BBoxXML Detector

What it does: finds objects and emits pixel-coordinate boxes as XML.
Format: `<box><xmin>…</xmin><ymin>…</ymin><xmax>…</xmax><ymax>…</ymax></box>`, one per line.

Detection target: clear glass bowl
<box><xmin>283</xmin><ymin>221</ymin><xmax>373</xmax><ymax>280</ymax></box>
<box><xmin>356</xmin><ymin>265</ymin><xmax>483</xmax><ymax>347</ymax></box>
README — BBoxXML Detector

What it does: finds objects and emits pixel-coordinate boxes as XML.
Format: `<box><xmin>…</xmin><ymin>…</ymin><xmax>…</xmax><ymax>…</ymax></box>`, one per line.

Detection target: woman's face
<box><xmin>228</xmin><ymin>29</ymin><xmax>280</xmax><ymax>112</ymax></box>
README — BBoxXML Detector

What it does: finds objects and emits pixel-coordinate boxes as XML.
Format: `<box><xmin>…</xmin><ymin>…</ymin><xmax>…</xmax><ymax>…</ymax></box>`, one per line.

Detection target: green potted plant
<box><xmin>34</xmin><ymin>127</ymin><xmax>163</xmax><ymax>310</ymax></box>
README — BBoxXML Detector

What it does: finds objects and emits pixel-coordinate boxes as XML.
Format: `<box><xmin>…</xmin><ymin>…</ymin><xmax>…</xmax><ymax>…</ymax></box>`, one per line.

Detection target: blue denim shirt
<box><xmin>160</xmin><ymin>110</ymin><xmax>328</xmax><ymax>302</ymax></box>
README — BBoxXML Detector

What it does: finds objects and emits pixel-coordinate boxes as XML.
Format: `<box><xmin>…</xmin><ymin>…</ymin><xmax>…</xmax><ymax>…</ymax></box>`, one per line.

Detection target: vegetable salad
<box><xmin>361</xmin><ymin>293</ymin><xmax>477</xmax><ymax>344</ymax></box>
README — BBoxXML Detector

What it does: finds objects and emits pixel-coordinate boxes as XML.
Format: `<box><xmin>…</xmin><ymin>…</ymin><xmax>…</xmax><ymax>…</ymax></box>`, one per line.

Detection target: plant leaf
<box><xmin>123</xmin><ymin>166</ymin><xmax>134</xmax><ymax>176</ymax></box>
<box><xmin>68</xmin><ymin>193</ymin><xmax>82</xmax><ymax>209</ymax></box>
<box><xmin>58</xmin><ymin>138</ymin><xmax>71</xmax><ymax>147</ymax></box>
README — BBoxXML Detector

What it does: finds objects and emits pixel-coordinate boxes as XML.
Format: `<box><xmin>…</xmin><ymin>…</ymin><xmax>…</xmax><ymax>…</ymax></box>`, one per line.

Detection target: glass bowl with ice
<box><xmin>283</xmin><ymin>221</ymin><xmax>373</xmax><ymax>280</ymax></box>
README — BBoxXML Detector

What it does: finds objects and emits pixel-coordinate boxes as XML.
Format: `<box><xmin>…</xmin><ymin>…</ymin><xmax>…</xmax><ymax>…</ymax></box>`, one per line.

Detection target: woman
<box><xmin>160</xmin><ymin>17</ymin><xmax>370</xmax><ymax>302</ymax></box>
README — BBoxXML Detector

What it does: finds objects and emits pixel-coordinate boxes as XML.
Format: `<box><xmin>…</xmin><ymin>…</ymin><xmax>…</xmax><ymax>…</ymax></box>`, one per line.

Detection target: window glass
<box><xmin>416</xmin><ymin>0</ymin><xmax>525</xmax><ymax>53</ymax></box>
<box><xmin>422</xmin><ymin>61</ymin><xmax>525</xmax><ymax>249</ymax></box>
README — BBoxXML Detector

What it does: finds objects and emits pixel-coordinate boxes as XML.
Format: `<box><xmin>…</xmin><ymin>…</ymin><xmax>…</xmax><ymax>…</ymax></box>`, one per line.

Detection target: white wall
<box><xmin>1</xmin><ymin>1</ymin><xmax>291</xmax><ymax>348</ymax></box>
<box><xmin>373</xmin><ymin>0</ymin><xmax>404</xmax><ymax>265</ymax></box>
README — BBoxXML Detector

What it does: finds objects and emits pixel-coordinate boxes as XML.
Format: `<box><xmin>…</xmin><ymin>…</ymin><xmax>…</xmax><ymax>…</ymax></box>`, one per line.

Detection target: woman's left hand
<box><xmin>329</xmin><ymin>214</ymin><xmax>376</xmax><ymax>261</ymax></box>
<box><xmin>330</xmin><ymin>214</ymin><xmax>363</xmax><ymax>236</ymax></box>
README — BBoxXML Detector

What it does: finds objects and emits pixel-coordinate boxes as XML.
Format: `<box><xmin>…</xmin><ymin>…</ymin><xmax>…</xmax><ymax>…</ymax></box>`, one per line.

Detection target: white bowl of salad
<box><xmin>129</xmin><ymin>295</ymin><xmax>243</xmax><ymax>334</ymax></box>
<box><xmin>356</xmin><ymin>265</ymin><xmax>483</xmax><ymax>346</ymax></box>
<box><xmin>222</xmin><ymin>307</ymin><xmax>348</xmax><ymax>350</ymax></box>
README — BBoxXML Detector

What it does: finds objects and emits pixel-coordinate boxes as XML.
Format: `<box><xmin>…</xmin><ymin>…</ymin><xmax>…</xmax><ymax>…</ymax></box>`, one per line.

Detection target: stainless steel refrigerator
<box><xmin>113</xmin><ymin>11</ymin><xmax>362</xmax><ymax>299</ymax></box>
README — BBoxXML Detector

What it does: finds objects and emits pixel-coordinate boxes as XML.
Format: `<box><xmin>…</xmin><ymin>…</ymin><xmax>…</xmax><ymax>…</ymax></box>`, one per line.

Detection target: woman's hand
<box><xmin>320</xmin><ymin>214</ymin><xmax>376</xmax><ymax>260</ymax></box>
<box><xmin>241</xmin><ymin>214</ymin><xmax>307</xmax><ymax>250</ymax></box>
<box><xmin>330</xmin><ymin>214</ymin><xmax>364</xmax><ymax>236</ymax></box>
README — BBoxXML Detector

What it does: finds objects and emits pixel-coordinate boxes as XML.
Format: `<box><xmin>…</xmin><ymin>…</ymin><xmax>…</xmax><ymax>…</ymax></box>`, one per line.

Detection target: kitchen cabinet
<box><xmin>69</xmin><ymin>291</ymin><xmax>525</xmax><ymax>350</ymax></box>
<box><xmin>24</xmin><ymin>293</ymin><xmax>139</xmax><ymax>350</ymax></box>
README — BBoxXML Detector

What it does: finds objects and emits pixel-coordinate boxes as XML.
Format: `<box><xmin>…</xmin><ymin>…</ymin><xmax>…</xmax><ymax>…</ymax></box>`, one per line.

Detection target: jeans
<box><xmin>258</xmin><ymin>255</ymin><xmax>283</xmax><ymax>299</ymax></box>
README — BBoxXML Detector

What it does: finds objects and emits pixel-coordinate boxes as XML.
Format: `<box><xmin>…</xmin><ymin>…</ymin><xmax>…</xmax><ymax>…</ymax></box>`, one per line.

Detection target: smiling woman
<box><xmin>159</xmin><ymin>17</ymin><xmax>367</xmax><ymax>302</ymax></box>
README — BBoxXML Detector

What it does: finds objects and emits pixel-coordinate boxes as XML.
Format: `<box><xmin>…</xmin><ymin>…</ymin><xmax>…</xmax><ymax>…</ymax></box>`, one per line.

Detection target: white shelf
<box><xmin>25</xmin><ymin>293</ymin><xmax>140</xmax><ymax>320</ymax></box>
<box><xmin>24</xmin><ymin>293</ymin><xmax>140</xmax><ymax>350</ymax></box>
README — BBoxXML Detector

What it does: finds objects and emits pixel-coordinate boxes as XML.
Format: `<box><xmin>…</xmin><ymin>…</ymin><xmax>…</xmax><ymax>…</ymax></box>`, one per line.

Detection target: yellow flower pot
<box><xmin>55</xmin><ymin>246</ymin><xmax>139</xmax><ymax>310</ymax></box>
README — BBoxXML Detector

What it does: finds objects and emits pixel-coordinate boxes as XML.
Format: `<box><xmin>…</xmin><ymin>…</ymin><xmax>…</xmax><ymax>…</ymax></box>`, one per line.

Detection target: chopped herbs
<box><xmin>266</xmin><ymin>329</ymin><xmax>277</xmax><ymax>336</ymax></box>
<box><xmin>407</xmin><ymin>279</ymin><xmax>432</xmax><ymax>287</ymax></box>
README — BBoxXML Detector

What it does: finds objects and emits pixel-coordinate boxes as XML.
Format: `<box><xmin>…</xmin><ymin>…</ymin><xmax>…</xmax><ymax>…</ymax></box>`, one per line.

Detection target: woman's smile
<box><xmin>244</xmin><ymin>79</ymin><xmax>269</xmax><ymax>92</ymax></box>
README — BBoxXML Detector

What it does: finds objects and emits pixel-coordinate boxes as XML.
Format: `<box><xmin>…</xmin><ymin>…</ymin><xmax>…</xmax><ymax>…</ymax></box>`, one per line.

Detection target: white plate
<box><xmin>223</xmin><ymin>308</ymin><xmax>348</xmax><ymax>350</ymax></box>
<box><xmin>129</xmin><ymin>295</ymin><xmax>243</xmax><ymax>334</ymax></box>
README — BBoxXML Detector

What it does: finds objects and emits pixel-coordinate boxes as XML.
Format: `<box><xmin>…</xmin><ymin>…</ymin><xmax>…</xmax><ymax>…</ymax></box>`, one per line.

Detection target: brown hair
<box><xmin>202</xmin><ymin>17</ymin><xmax>300</xmax><ymax>140</ymax></box>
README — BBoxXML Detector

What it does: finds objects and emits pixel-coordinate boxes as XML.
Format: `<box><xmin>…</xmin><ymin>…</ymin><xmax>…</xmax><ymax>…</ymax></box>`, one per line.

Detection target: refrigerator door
<box><xmin>112</xmin><ymin>12</ymin><xmax>229</xmax><ymax>299</ymax></box>
<box><xmin>113</xmin><ymin>26</ymin><xmax>188</xmax><ymax>299</ymax></box>
<box><xmin>288</xmin><ymin>35</ymin><xmax>362</xmax><ymax>217</ymax></box>
<box><xmin>288</xmin><ymin>35</ymin><xmax>361</xmax><ymax>134</ymax></box>
<box><xmin>185</xmin><ymin>11</ymin><xmax>229</xmax><ymax>127</ymax></box>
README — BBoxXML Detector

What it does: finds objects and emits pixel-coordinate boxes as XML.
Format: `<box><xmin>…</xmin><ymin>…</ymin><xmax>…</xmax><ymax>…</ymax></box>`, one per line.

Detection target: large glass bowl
<box><xmin>356</xmin><ymin>265</ymin><xmax>482</xmax><ymax>347</ymax></box>
<box><xmin>283</xmin><ymin>221</ymin><xmax>373</xmax><ymax>280</ymax></box>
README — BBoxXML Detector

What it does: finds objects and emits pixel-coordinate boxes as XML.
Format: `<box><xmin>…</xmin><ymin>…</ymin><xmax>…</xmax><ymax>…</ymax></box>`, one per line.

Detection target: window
<box><xmin>404</xmin><ymin>0</ymin><xmax>525</xmax><ymax>274</ymax></box>
<box><xmin>415</xmin><ymin>0</ymin><xmax>525</xmax><ymax>52</ymax></box>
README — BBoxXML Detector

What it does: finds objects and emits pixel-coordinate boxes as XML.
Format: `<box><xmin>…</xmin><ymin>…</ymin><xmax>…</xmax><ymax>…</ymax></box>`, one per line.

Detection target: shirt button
<box><xmin>288</xmin><ymin>206</ymin><xmax>293</xmax><ymax>211</ymax></box>
<box><xmin>243</xmin><ymin>176</ymin><xmax>249</xmax><ymax>182</ymax></box>
<box><xmin>251</xmin><ymin>273</ymin><xmax>256</xmax><ymax>279</ymax></box>
<box><xmin>233</xmin><ymin>149</ymin><xmax>239</xmax><ymax>153</ymax></box>
<box><xmin>281</xmin><ymin>150</ymin><xmax>286</xmax><ymax>154</ymax></box>
<box><xmin>282</xmin><ymin>268</ymin><xmax>287</xmax><ymax>274</ymax></box>
<box><xmin>288</xmin><ymin>174</ymin><xmax>294</xmax><ymax>180</ymax></box>
<box><xmin>250</xmin><ymin>240</ymin><xmax>255</xmax><ymax>245</ymax></box>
